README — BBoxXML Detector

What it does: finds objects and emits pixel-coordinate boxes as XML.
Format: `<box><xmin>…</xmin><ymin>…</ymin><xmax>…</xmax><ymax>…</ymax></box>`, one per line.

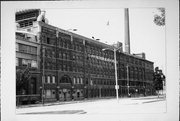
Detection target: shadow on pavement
<box><xmin>19</xmin><ymin>110</ymin><xmax>87</xmax><ymax>114</ymax></box>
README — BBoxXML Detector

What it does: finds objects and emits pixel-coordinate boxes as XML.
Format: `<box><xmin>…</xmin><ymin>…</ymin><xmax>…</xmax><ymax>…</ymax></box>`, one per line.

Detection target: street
<box><xmin>16</xmin><ymin>96</ymin><xmax>166</xmax><ymax>115</ymax></box>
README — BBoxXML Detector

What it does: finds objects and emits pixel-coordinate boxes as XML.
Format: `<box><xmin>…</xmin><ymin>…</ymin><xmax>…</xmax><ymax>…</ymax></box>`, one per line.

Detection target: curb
<box><xmin>142</xmin><ymin>99</ymin><xmax>165</xmax><ymax>104</ymax></box>
<box><xmin>17</xmin><ymin>96</ymin><xmax>165</xmax><ymax>108</ymax></box>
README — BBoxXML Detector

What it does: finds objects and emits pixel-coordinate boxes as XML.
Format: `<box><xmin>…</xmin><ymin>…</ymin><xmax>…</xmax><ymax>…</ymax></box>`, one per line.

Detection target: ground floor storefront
<box><xmin>16</xmin><ymin>73</ymin><xmax>155</xmax><ymax>105</ymax></box>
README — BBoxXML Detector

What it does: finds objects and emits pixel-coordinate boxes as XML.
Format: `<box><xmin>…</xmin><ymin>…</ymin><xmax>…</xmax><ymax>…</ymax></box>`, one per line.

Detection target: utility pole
<box><xmin>42</xmin><ymin>47</ymin><xmax>45</xmax><ymax>105</ymax></box>
<box><xmin>127</xmin><ymin>65</ymin><xmax>130</xmax><ymax>96</ymax></box>
<box><xmin>102</xmin><ymin>47</ymin><xmax>120</xmax><ymax>102</ymax></box>
<box><xmin>114</xmin><ymin>48</ymin><xmax>119</xmax><ymax>102</ymax></box>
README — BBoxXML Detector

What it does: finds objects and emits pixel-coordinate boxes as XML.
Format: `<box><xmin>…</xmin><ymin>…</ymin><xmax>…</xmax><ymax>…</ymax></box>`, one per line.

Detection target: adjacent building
<box><xmin>16</xmin><ymin>9</ymin><xmax>154</xmax><ymax>104</ymax></box>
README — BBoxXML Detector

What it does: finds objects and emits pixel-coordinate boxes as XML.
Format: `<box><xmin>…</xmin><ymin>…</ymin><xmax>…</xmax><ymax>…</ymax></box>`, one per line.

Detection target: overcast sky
<box><xmin>45</xmin><ymin>8</ymin><xmax>165</xmax><ymax>71</ymax></box>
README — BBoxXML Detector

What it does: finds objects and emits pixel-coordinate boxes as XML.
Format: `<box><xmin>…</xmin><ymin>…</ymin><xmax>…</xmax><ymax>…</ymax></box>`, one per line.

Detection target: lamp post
<box><xmin>57</xmin><ymin>86</ymin><xmax>60</xmax><ymax>101</ymax></box>
<box><xmin>71</xmin><ymin>86</ymin><xmax>74</xmax><ymax>100</ymax></box>
<box><xmin>99</xmin><ymin>86</ymin><xmax>101</xmax><ymax>98</ymax></box>
<box><xmin>39</xmin><ymin>86</ymin><xmax>42</xmax><ymax>103</ymax></box>
<box><xmin>102</xmin><ymin>47</ymin><xmax>120</xmax><ymax>102</ymax></box>
<box><xmin>84</xmin><ymin>86</ymin><xmax>87</xmax><ymax>99</ymax></box>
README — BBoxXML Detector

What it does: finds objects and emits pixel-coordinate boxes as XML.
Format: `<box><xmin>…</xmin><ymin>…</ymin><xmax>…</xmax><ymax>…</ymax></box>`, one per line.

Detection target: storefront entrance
<box><xmin>59</xmin><ymin>89</ymin><xmax>71</xmax><ymax>101</ymax></box>
<box><xmin>59</xmin><ymin>75</ymin><xmax>72</xmax><ymax>101</ymax></box>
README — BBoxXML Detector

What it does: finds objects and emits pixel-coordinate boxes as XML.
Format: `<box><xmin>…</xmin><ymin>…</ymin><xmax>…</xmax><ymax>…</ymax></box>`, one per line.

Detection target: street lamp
<box><xmin>102</xmin><ymin>47</ymin><xmax>121</xmax><ymax>102</ymax></box>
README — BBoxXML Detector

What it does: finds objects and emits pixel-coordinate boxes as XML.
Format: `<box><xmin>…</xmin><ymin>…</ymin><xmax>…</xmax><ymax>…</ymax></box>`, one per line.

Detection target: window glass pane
<box><xmin>18</xmin><ymin>44</ymin><xmax>37</xmax><ymax>54</ymax></box>
<box><xmin>77</xmin><ymin>78</ymin><xmax>79</xmax><ymax>84</ymax></box>
<box><xmin>81</xmin><ymin>78</ymin><xmax>83</xmax><ymax>84</ymax></box>
<box><xmin>16</xmin><ymin>43</ymin><xmax>19</xmax><ymax>51</ymax></box>
<box><xmin>73</xmin><ymin>77</ymin><xmax>76</xmax><ymax>84</ymax></box>
<box><xmin>16</xmin><ymin>58</ymin><xmax>19</xmax><ymax>66</ymax></box>
<box><xmin>22</xmin><ymin>59</ymin><xmax>27</xmax><ymax>65</ymax></box>
<box><xmin>52</xmin><ymin>76</ymin><xmax>55</xmax><ymax>83</ymax></box>
<box><xmin>47</xmin><ymin>76</ymin><xmax>50</xmax><ymax>83</ymax></box>
<box><xmin>31</xmin><ymin>60</ymin><xmax>37</xmax><ymax>68</ymax></box>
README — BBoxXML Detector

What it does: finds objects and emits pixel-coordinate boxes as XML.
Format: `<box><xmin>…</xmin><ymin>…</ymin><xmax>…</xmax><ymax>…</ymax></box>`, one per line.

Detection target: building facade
<box><xmin>16</xmin><ymin>9</ymin><xmax>154</xmax><ymax>104</ymax></box>
<box><xmin>16</xmin><ymin>9</ymin><xmax>42</xmax><ymax>104</ymax></box>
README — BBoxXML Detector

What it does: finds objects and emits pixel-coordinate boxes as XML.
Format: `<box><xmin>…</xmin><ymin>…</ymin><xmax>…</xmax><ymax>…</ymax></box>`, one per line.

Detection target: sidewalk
<box><xmin>16</xmin><ymin>97</ymin><xmax>115</xmax><ymax>108</ymax></box>
<box><xmin>131</xmin><ymin>94</ymin><xmax>165</xmax><ymax>100</ymax></box>
<box><xmin>16</xmin><ymin>95</ymin><xmax>165</xmax><ymax>108</ymax></box>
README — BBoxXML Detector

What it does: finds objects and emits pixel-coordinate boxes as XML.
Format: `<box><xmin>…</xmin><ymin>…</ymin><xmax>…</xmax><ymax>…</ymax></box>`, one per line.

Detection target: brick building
<box><xmin>16</xmin><ymin>9</ymin><xmax>154</xmax><ymax>104</ymax></box>
<box><xmin>16</xmin><ymin>9</ymin><xmax>42</xmax><ymax>104</ymax></box>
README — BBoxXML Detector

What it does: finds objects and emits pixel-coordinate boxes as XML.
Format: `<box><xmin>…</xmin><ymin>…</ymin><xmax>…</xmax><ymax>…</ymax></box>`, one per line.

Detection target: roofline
<box><xmin>16</xmin><ymin>9</ymin><xmax>41</xmax><ymax>15</ymax></box>
<box><xmin>38</xmin><ymin>21</ymin><xmax>113</xmax><ymax>49</ymax></box>
<box><xmin>38</xmin><ymin>21</ymin><xmax>153</xmax><ymax>64</ymax></box>
<box><xmin>119</xmin><ymin>52</ymin><xmax>154</xmax><ymax>64</ymax></box>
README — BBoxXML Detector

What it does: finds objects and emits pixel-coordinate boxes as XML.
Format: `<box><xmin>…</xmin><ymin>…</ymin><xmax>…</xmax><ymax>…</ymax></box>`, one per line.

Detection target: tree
<box><xmin>16</xmin><ymin>65</ymin><xmax>31</xmax><ymax>95</ymax></box>
<box><xmin>153</xmin><ymin>67</ymin><xmax>165</xmax><ymax>97</ymax></box>
<box><xmin>153</xmin><ymin>8</ymin><xmax>165</xmax><ymax>26</ymax></box>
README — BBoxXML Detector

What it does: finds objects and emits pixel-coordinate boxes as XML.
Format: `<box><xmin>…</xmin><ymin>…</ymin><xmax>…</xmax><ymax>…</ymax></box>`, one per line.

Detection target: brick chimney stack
<box><xmin>124</xmin><ymin>8</ymin><xmax>130</xmax><ymax>54</ymax></box>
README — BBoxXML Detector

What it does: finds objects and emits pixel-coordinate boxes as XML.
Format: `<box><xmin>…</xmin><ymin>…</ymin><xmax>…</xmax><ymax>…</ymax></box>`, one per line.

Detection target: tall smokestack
<box><xmin>124</xmin><ymin>8</ymin><xmax>130</xmax><ymax>54</ymax></box>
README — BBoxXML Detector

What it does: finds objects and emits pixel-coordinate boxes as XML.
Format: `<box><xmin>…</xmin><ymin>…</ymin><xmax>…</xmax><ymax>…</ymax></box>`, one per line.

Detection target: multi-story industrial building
<box><xmin>16</xmin><ymin>9</ymin><xmax>154</xmax><ymax>104</ymax></box>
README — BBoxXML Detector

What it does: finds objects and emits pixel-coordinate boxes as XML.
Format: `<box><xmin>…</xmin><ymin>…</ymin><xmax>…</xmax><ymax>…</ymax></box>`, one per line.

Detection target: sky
<box><xmin>45</xmin><ymin>8</ymin><xmax>166</xmax><ymax>72</ymax></box>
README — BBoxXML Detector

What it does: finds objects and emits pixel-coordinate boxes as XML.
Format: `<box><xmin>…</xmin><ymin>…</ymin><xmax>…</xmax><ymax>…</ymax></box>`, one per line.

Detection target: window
<box><xmin>67</xmin><ymin>65</ymin><xmax>70</xmax><ymax>71</ymax></box>
<box><xmin>66</xmin><ymin>53</ymin><xmax>69</xmax><ymax>60</ymax></box>
<box><xmin>73</xmin><ymin>77</ymin><xmax>76</xmax><ymax>84</ymax></box>
<box><xmin>22</xmin><ymin>59</ymin><xmax>30</xmax><ymax>66</ymax></box>
<box><xmin>47</xmin><ymin>76</ymin><xmax>50</xmax><ymax>83</ymax></box>
<box><xmin>52</xmin><ymin>51</ymin><xmax>55</xmax><ymax>58</ymax></box>
<box><xmin>63</xmin><ymin>64</ymin><xmax>67</xmax><ymax>71</ymax></box>
<box><xmin>94</xmin><ymin>80</ymin><xmax>96</xmax><ymax>84</ymax></box>
<box><xmin>47</xmin><ymin>37</ymin><xmax>50</xmax><ymax>44</ymax></box>
<box><xmin>59</xmin><ymin>52</ymin><xmax>62</xmax><ymax>59</ymax></box>
<box><xmin>31</xmin><ymin>60</ymin><xmax>37</xmax><ymax>68</ymax></box>
<box><xmin>52</xmin><ymin>76</ymin><xmax>55</xmax><ymax>83</ymax></box>
<box><xmin>86</xmin><ymin>78</ymin><xmax>88</xmax><ymax>84</ymax></box>
<box><xmin>59</xmin><ymin>39</ymin><xmax>63</xmax><ymax>47</ymax></box>
<box><xmin>19</xmin><ymin>21</ymin><xmax>34</xmax><ymax>28</ymax></box>
<box><xmin>80</xmin><ymin>78</ymin><xmax>83</xmax><ymax>84</ymax></box>
<box><xmin>77</xmin><ymin>78</ymin><xmax>79</xmax><ymax>84</ymax></box>
<box><xmin>16</xmin><ymin>43</ymin><xmax>19</xmax><ymax>51</ymax></box>
<box><xmin>26</xmin><ymin>34</ymin><xmax>37</xmax><ymax>42</ymax></box>
<box><xmin>63</xmin><ymin>53</ymin><xmax>66</xmax><ymax>59</ymax></box>
<box><xmin>67</xmin><ymin>42</ymin><xmax>70</xmax><ymax>49</ymax></box>
<box><xmin>18</xmin><ymin>44</ymin><xmax>37</xmax><ymax>54</ymax></box>
<box><xmin>31</xmin><ymin>46</ymin><xmax>37</xmax><ymax>54</ymax></box>
<box><xmin>16</xmin><ymin>58</ymin><xmax>19</xmax><ymax>66</ymax></box>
